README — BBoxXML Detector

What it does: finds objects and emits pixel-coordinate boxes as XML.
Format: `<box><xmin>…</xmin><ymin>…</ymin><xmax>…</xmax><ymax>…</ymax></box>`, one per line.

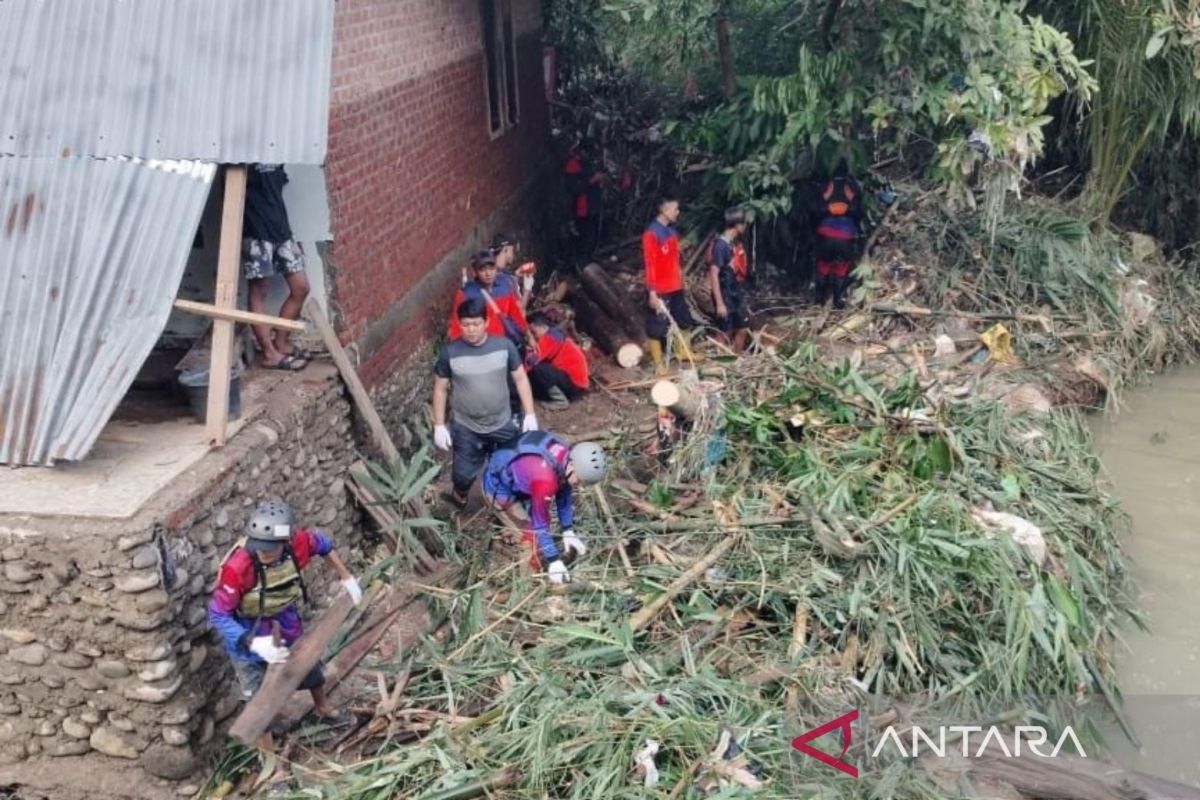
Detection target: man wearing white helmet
<box><xmin>481</xmin><ymin>432</ymin><xmax>608</xmax><ymax>583</ymax></box>
<box><xmin>208</xmin><ymin>499</ymin><xmax>362</xmax><ymax>730</ymax></box>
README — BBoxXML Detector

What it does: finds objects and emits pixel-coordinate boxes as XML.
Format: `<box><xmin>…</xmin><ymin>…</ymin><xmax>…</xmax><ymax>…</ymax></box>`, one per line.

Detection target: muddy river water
<box><xmin>1092</xmin><ymin>368</ymin><xmax>1200</xmax><ymax>785</ymax></box>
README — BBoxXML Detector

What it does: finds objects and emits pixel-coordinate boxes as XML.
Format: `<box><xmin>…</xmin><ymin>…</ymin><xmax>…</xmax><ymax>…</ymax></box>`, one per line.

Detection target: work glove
<box><xmin>434</xmin><ymin>424</ymin><xmax>453</xmax><ymax>451</ymax></box>
<box><xmin>561</xmin><ymin>530</ymin><xmax>588</xmax><ymax>557</ymax></box>
<box><xmin>522</xmin><ymin>275</ymin><xmax>535</xmax><ymax>294</ymax></box>
<box><xmin>248</xmin><ymin>636</ymin><xmax>289</xmax><ymax>665</ymax></box>
<box><xmin>546</xmin><ymin>559</ymin><xmax>570</xmax><ymax>584</ymax></box>
<box><xmin>341</xmin><ymin>577</ymin><xmax>363</xmax><ymax>606</ymax></box>
<box><xmin>522</xmin><ymin>413</ymin><xmax>539</xmax><ymax>433</ymax></box>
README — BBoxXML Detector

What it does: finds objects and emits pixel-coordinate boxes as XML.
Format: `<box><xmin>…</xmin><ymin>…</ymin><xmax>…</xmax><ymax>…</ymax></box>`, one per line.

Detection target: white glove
<box><xmin>522</xmin><ymin>275</ymin><xmax>535</xmax><ymax>294</ymax></box>
<box><xmin>547</xmin><ymin>560</ymin><xmax>570</xmax><ymax>584</ymax></box>
<box><xmin>434</xmin><ymin>424</ymin><xmax>453</xmax><ymax>451</ymax></box>
<box><xmin>248</xmin><ymin>636</ymin><xmax>289</xmax><ymax>665</ymax></box>
<box><xmin>522</xmin><ymin>414</ymin><xmax>539</xmax><ymax>433</ymax></box>
<box><xmin>341</xmin><ymin>577</ymin><xmax>363</xmax><ymax>606</ymax></box>
<box><xmin>561</xmin><ymin>530</ymin><xmax>588</xmax><ymax>557</ymax></box>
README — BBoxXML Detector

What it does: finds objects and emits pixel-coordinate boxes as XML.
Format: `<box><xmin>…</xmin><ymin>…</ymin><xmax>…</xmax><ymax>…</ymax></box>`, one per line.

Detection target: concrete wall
<box><xmin>0</xmin><ymin>366</ymin><xmax>361</xmax><ymax>792</ymax></box>
<box><xmin>324</xmin><ymin>0</ymin><xmax>551</xmax><ymax>387</ymax></box>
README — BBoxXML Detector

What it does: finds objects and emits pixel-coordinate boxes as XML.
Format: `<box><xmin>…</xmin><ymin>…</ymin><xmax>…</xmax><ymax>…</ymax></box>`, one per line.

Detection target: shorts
<box><xmin>717</xmin><ymin>283</ymin><xmax>749</xmax><ymax>332</ymax></box>
<box><xmin>232</xmin><ymin>657</ymin><xmax>325</xmax><ymax>699</ymax></box>
<box><xmin>242</xmin><ymin>238</ymin><xmax>305</xmax><ymax>281</ymax></box>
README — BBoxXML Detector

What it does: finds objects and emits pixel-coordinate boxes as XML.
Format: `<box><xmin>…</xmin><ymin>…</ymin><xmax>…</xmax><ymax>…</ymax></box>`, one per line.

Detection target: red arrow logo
<box><xmin>791</xmin><ymin>708</ymin><xmax>859</xmax><ymax>778</ymax></box>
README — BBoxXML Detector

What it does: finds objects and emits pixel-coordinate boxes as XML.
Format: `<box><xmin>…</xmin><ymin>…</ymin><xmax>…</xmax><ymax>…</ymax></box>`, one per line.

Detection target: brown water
<box><xmin>1093</xmin><ymin>369</ymin><xmax>1200</xmax><ymax>785</ymax></box>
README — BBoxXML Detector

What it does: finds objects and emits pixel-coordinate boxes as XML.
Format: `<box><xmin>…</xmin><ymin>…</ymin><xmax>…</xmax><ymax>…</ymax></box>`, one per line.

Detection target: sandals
<box><xmin>264</xmin><ymin>354</ymin><xmax>307</xmax><ymax>371</ymax></box>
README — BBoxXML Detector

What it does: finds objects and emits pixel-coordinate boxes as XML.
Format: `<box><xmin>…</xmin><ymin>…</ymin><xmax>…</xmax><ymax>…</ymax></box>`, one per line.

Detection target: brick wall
<box><xmin>325</xmin><ymin>0</ymin><xmax>550</xmax><ymax>387</ymax></box>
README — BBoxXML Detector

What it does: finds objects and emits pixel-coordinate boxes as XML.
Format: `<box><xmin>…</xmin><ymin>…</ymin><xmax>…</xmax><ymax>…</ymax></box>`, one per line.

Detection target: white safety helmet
<box><xmin>569</xmin><ymin>442</ymin><xmax>607</xmax><ymax>485</ymax></box>
<box><xmin>248</xmin><ymin>499</ymin><xmax>294</xmax><ymax>543</ymax></box>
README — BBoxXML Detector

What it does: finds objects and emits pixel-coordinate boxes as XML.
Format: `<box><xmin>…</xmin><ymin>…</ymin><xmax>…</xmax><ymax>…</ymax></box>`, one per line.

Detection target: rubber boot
<box><xmin>541</xmin><ymin>385</ymin><xmax>570</xmax><ymax>411</ymax></box>
<box><xmin>833</xmin><ymin>277</ymin><xmax>849</xmax><ymax>310</ymax></box>
<box><xmin>646</xmin><ymin>339</ymin><xmax>666</xmax><ymax>375</ymax></box>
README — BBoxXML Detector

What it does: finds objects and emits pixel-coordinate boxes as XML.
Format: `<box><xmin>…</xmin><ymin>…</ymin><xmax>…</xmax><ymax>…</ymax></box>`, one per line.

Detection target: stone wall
<box><xmin>0</xmin><ymin>365</ymin><xmax>362</xmax><ymax>794</ymax></box>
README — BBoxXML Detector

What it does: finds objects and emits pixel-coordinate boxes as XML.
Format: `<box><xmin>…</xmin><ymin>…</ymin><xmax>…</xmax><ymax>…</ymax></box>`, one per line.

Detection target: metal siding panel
<box><xmin>0</xmin><ymin>156</ymin><xmax>216</xmax><ymax>465</ymax></box>
<box><xmin>0</xmin><ymin>0</ymin><xmax>332</xmax><ymax>163</ymax></box>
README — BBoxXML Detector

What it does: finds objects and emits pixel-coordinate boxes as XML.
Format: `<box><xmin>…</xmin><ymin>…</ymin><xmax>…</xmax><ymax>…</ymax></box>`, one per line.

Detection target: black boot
<box><xmin>832</xmin><ymin>278</ymin><xmax>849</xmax><ymax>310</ymax></box>
<box><xmin>814</xmin><ymin>275</ymin><xmax>831</xmax><ymax>305</ymax></box>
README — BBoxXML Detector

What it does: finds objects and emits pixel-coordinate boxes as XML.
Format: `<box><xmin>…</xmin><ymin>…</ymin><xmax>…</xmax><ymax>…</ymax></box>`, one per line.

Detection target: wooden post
<box><xmin>206</xmin><ymin>166</ymin><xmax>247</xmax><ymax>446</ymax></box>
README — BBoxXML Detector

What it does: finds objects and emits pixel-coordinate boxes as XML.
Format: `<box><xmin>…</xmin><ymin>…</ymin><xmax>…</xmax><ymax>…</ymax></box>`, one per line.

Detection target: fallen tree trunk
<box><xmin>955</xmin><ymin>751</ymin><xmax>1200</xmax><ymax>800</ymax></box>
<box><xmin>571</xmin><ymin>290</ymin><xmax>643</xmax><ymax>368</ymax></box>
<box><xmin>580</xmin><ymin>262</ymin><xmax>646</xmax><ymax>341</ymax></box>
<box><xmin>229</xmin><ymin>594</ymin><xmax>354</xmax><ymax>745</ymax></box>
<box><xmin>651</xmin><ymin>379</ymin><xmax>700</xmax><ymax>419</ymax></box>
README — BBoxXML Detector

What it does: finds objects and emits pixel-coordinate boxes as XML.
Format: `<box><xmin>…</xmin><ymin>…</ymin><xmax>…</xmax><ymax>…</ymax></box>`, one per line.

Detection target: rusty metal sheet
<box><xmin>0</xmin><ymin>0</ymin><xmax>332</xmax><ymax>163</ymax></box>
<box><xmin>0</xmin><ymin>156</ymin><xmax>216</xmax><ymax>466</ymax></box>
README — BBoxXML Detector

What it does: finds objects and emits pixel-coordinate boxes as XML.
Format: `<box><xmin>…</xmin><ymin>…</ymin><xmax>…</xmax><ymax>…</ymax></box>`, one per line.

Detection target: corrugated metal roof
<box><xmin>0</xmin><ymin>155</ymin><xmax>216</xmax><ymax>466</ymax></box>
<box><xmin>0</xmin><ymin>0</ymin><xmax>332</xmax><ymax>164</ymax></box>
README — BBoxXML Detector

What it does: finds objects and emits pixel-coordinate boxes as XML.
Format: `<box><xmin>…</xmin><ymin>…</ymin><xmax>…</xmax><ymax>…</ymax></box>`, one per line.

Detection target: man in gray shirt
<box><xmin>433</xmin><ymin>297</ymin><xmax>538</xmax><ymax>508</ymax></box>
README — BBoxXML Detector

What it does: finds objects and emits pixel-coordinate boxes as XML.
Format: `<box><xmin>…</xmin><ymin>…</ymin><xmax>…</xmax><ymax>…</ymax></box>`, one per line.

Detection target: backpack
<box><xmin>822</xmin><ymin>177</ymin><xmax>858</xmax><ymax>218</ymax></box>
<box><xmin>488</xmin><ymin>431</ymin><xmax>570</xmax><ymax>488</ymax></box>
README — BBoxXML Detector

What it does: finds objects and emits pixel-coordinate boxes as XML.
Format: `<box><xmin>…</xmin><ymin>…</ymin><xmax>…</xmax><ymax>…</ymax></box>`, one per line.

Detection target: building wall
<box><xmin>0</xmin><ymin>366</ymin><xmax>362</xmax><ymax>792</ymax></box>
<box><xmin>324</xmin><ymin>0</ymin><xmax>551</xmax><ymax>388</ymax></box>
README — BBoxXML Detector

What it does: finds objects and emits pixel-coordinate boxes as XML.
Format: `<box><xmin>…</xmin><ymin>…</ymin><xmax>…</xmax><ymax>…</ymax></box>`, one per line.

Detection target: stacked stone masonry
<box><xmin>0</xmin><ymin>368</ymin><xmax>362</xmax><ymax>786</ymax></box>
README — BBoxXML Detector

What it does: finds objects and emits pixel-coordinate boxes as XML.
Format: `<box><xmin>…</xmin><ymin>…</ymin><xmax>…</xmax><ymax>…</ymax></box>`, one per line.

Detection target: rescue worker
<box><xmin>482</xmin><ymin>432</ymin><xmax>608</xmax><ymax>584</ymax></box>
<box><xmin>643</xmin><ymin>194</ymin><xmax>696</xmax><ymax>372</ymax></box>
<box><xmin>434</xmin><ymin>298</ymin><xmax>538</xmax><ymax>509</ymax></box>
<box><xmin>448</xmin><ymin>250</ymin><xmax>528</xmax><ymax>356</ymax></box>
<box><xmin>565</xmin><ymin>142</ymin><xmax>605</xmax><ymax>264</ymax></box>
<box><xmin>525</xmin><ymin>312</ymin><xmax>589</xmax><ymax>410</ymax></box>
<box><xmin>491</xmin><ymin>233</ymin><xmax>537</xmax><ymax>312</ymax></box>
<box><xmin>208</xmin><ymin>499</ymin><xmax>362</xmax><ymax>729</ymax></box>
<box><xmin>708</xmin><ymin>206</ymin><xmax>752</xmax><ymax>352</ymax></box>
<box><xmin>809</xmin><ymin>158</ymin><xmax>864</xmax><ymax>309</ymax></box>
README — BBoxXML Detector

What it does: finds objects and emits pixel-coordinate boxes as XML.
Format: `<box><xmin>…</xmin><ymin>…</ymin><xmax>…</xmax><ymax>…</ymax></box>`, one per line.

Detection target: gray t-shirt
<box><xmin>435</xmin><ymin>335</ymin><xmax>520</xmax><ymax>434</ymax></box>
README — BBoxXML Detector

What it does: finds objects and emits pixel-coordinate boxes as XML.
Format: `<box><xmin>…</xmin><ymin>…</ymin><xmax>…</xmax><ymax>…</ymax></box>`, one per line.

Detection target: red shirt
<box><xmin>448</xmin><ymin>276</ymin><xmax>528</xmax><ymax>340</ymax></box>
<box><xmin>530</xmin><ymin>327</ymin><xmax>589</xmax><ymax>389</ymax></box>
<box><xmin>643</xmin><ymin>219</ymin><xmax>683</xmax><ymax>294</ymax></box>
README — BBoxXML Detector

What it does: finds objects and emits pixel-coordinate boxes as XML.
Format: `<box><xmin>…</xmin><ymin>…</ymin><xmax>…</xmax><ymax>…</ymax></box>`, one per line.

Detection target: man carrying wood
<box><xmin>525</xmin><ymin>312</ymin><xmax>589</xmax><ymax>410</ymax></box>
<box><xmin>481</xmin><ymin>432</ymin><xmax>607</xmax><ymax>583</ymax></box>
<box><xmin>208</xmin><ymin>499</ymin><xmax>362</xmax><ymax>730</ymax></box>
<box><xmin>708</xmin><ymin>206</ymin><xmax>752</xmax><ymax>352</ymax></box>
<box><xmin>448</xmin><ymin>250</ymin><xmax>529</xmax><ymax>357</ymax></box>
<box><xmin>434</xmin><ymin>298</ymin><xmax>539</xmax><ymax>509</ymax></box>
<box><xmin>243</xmin><ymin>163</ymin><xmax>310</xmax><ymax>371</ymax></box>
<box><xmin>491</xmin><ymin>233</ymin><xmax>537</xmax><ymax>312</ymax></box>
<box><xmin>643</xmin><ymin>194</ymin><xmax>696</xmax><ymax>372</ymax></box>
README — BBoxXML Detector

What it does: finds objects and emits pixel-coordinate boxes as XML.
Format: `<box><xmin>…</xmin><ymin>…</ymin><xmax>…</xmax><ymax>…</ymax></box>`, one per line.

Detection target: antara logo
<box><xmin>791</xmin><ymin>710</ymin><xmax>1088</xmax><ymax>779</ymax></box>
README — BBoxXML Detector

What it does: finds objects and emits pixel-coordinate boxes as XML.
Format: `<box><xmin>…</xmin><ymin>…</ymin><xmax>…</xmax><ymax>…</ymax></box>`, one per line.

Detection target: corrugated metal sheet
<box><xmin>0</xmin><ymin>0</ymin><xmax>332</xmax><ymax>164</ymax></box>
<box><xmin>0</xmin><ymin>156</ymin><xmax>216</xmax><ymax>466</ymax></box>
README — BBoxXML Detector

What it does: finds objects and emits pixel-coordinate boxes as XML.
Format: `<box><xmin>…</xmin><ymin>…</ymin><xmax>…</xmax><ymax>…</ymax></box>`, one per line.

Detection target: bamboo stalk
<box><xmin>631</xmin><ymin>530</ymin><xmax>744</xmax><ymax>632</ymax></box>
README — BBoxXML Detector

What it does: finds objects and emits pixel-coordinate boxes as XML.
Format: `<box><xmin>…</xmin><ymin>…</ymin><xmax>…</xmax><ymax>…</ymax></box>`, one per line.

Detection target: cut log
<box><xmin>570</xmin><ymin>290</ymin><xmax>643</xmax><ymax>368</ymax></box>
<box><xmin>228</xmin><ymin>594</ymin><xmax>354</xmax><ymax>745</ymax></box>
<box><xmin>651</xmin><ymin>380</ymin><xmax>700</xmax><ymax>419</ymax></box>
<box><xmin>580</xmin><ymin>262</ymin><xmax>646</xmax><ymax>341</ymax></box>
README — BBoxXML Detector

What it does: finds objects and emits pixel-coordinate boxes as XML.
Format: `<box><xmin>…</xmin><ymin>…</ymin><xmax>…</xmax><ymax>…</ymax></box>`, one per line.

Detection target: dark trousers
<box><xmin>571</xmin><ymin>214</ymin><xmax>602</xmax><ymax>265</ymax></box>
<box><xmin>645</xmin><ymin>290</ymin><xmax>695</xmax><ymax>344</ymax></box>
<box><xmin>528</xmin><ymin>362</ymin><xmax>585</xmax><ymax>401</ymax></box>
<box><xmin>450</xmin><ymin>419</ymin><xmax>520</xmax><ymax>494</ymax></box>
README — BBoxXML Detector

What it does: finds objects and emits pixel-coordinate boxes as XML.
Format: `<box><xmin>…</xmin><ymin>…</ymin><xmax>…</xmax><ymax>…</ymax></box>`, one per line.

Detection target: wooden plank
<box><xmin>305</xmin><ymin>298</ymin><xmax>399</xmax><ymax>463</ymax></box>
<box><xmin>206</xmin><ymin>166</ymin><xmax>247</xmax><ymax>446</ymax></box>
<box><xmin>229</xmin><ymin>594</ymin><xmax>355</xmax><ymax>745</ymax></box>
<box><xmin>174</xmin><ymin>299</ymin><xmax>306</xmax><ymax>332</ymax></box>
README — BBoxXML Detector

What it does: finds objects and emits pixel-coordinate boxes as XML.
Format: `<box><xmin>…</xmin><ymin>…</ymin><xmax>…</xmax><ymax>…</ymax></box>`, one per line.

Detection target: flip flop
<box><xmin>264</xmin><ymin>354</ymin><xmax>307</xmax><ymax>371</ymax></box>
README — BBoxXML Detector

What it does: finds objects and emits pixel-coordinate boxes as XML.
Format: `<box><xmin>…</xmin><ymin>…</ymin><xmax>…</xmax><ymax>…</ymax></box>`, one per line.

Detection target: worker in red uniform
<box><xmin>565</xmin><ymin>142</ymin><xmax>605</xmax><ymax>265</ymax></box>
<box><xmin>448</xmin><ymin>250</ymin><xmax>528</xmax><ymax>355</ymax></box>
<box><xmin>808</xmin><ymin>158</ymin><xmax>864</xmax><ymax>309</ymax></box>
<box><xmin>525</xmin><ymin>312</ymin><xmax>589</xmax><ymax>411</ymax></box>
<box><xmin>642</xmin><ymin>194</ymin><xmax>695</xmax><ymax>372</ymax></box>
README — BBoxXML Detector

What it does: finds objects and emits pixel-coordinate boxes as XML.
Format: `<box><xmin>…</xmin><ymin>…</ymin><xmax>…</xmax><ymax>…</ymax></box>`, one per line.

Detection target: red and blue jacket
<box><xmin>643</xmin><ymin>219</ymin><xmax>683</xmax><ymax>295</ymax></box>
<box><xmin>208</xmin><ymin>529</ymin><xmax>332</xmax><ymax>663</ymax></box>
<box><xmin>482</xmin><ymin>433</ymin><xmax>574</xmax><ymax>562</ymax></box>
<box><xmin>448</xmin><ymin>274</ymin><xmax>528</xmax><ymax>343</ymax></box>
<box><xmin>528</xmin><ymin>327</ymin><xmax>589</xmax><ymax>390</ymax></box>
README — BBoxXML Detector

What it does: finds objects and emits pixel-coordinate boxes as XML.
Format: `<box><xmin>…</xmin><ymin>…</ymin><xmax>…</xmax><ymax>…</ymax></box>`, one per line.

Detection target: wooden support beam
<box><xmin>174</xmin><ymin>299</ymin><xmax>306</xmax><ymax>332</ymax></box>
<box><xmin>306</xmin><ymin>298</ymin><xmax>399</xmax><ymax>463</ymax></box>
<box><xmin>206</xmin><ymin>166</ymin><xmax>247</xmax><ymax>446</ymax></box>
